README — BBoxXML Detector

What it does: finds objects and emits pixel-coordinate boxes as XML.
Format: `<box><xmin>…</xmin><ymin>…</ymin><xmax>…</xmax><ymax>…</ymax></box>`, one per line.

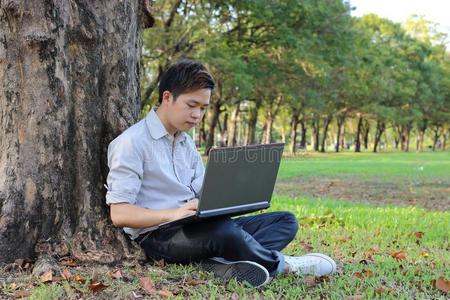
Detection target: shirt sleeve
<box><xmin>105</xmin><ymin>136</ymin><xmax>143</xmax><ymax>205</ymax></box>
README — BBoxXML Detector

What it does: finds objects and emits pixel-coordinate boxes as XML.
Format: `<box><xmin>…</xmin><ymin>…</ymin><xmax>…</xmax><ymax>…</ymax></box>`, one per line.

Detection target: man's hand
<box><xmin>172</xmin><ymin>198</ymin><xmax>199</xmax><ymax>221</ymax></box>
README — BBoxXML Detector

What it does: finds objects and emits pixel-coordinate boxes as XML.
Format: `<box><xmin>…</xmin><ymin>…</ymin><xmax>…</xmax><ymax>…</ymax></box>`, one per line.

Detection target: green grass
<box><xmin>278</xmin><ymin>152</ymin><xmax>450</xmax><ymax>181</ymax></box>
<box><xmin>9</xmin><ymin>196</ymin><xmax>447</xmax><ymax>299</ymax></box>
<box><xmin>2</xmin><ymin>152</ymin><xmax>449</xmax><ymax>299</ymax></box>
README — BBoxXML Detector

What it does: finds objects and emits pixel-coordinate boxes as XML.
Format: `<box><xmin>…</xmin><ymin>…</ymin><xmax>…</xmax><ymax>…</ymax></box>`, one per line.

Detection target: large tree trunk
<box><xmin>245</xmin><ymin>98</ymin><xmax>262</xmax><ymax>145</ymax></box>
<box><xmin>335</xmin><ymin>114</ymin><xmax>345</xmax><ymax>152</ymax></box>
<box><xmin>416</xmin><ymin>119</ymin><xmax>427</xmax><ymax>151</ymax></box>
<box><xmin>320</xmin><ymin>114</ymin><xmax>332</xmax><ymax>153</ymax></box>
<box><xmin>299</xmin><ymin>119</ymin><xmax>307</xmax><ymax>150</ymax></box>
<box><xmin>311</xmin><ymin>115</ymin><xmax>320</xmax><ymax>152</ymax></box>
<box><xmin>432</xmin><ymin>125</ymin><xmax>442</xmax><ymax>151</ymax></box>
<box><xmin>0</xmin><ymin>0</ymin><xmax>153</xmax><ymax>263</ymax></box>
<box><xmin>227</xmin><ymin>103</ymin><xmax>240</xmax><ymax>147</ymax></box>
<box><xmin>373</xmin><ymin>120</ymin><xmax>385</xmax><ymax>153</ymax></box>
<box><xmin>204</xmin><ymin>99</ymin><xmax>221</xmax><ymax>154</ymax></box>
<box><xmin>355</xmin><ymin>113</ymin><xmax>363</xmax><ymax>152</ymax></box>
<box><xmin>363</xmin><ymin>120</ymin><xmax>370</xmax><ymax>150</ymax></box>
<box><xmin>289</xmin><ymin>114</ymin><xmax>299</xmax><ymax>154</ymax></box>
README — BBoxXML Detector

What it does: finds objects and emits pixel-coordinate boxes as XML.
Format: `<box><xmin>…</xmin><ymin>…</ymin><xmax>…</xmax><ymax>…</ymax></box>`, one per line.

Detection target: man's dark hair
<box><xmin>158</xmin><ymin>59</ymin><xmax>215</xmax><ymax>103</ymax></box>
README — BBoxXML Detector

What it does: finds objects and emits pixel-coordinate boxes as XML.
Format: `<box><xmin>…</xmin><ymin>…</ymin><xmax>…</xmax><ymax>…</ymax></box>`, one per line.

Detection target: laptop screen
<box><xmin>198</xmin><ymin>143</ymin><xmax>284</xmax><ymax>212</ymax></box>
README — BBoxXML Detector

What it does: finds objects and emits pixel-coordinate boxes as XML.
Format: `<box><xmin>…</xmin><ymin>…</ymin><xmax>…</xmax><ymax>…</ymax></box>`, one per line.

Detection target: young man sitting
<box><xmin>105</xmin><ymin>59</ymin><xmax>336</xmax><ymax>287</ymax></box>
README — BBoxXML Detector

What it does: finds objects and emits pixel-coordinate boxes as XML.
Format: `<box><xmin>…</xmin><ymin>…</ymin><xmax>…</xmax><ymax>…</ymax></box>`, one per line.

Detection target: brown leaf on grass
<box><xmin>432</xmin><ymin>276</ymin><xmax>450</xmax><ymax>293</ymax></box>
<box><xmin>420</xmin><ymin>251</ymin><xmax>429</xmax><ymax>258</ymax></box>
<box><xmin>61</xmin><ymin>268</ymin><xmax>73</xmax><ymax>280</ymax></box>
<box><xmin>374</xmin><ymin>287</ymin><xmax>393</xmax><ymax>295</ymax></box>
<box><xmin>155</xmin><ymin>259</ymin><xmax>166</xmax><ymax>268</ymax></box>
<box><xmin>14</xmin><ymin>290</ymin><xmax>30</xmax><ymax>299</ymax></box>
<box><xmin>390</xmin><ymin>250</ymin><xmax>407</xmax><ymax>261</ymax></box>
<box><xmin>52</xmin><ymin>276</ymin><xmax>63</xmax><ymax>283</ymax></box>
<box><xmin>414</xmin><ymin>231</ymin><xmax>424</xmax><ymax>240</ymax></box>
<box><xmin>186</xmin><ymin>279</ymin><xmax>206</xmax><ymax>286</ymax></box>
<box><xmin>88</xmin><ymin>282</ymin><xmax>109</xmax><ymax>293</ymax></box>
<box><xmin>40</xmin><ymin>270</ymin><xmax>53</xmax><ymax>283</ymax></box>
<box><xmin>91</xmin><ymin>270</ymin><xmax>99</xmax><ymax>283</ymax></box>
<box><xmin>109</xmin><ymin>269</ymin><xmax>123</xmax><ymax>279</ymax></box>
<box><xmin>304</xmin><ymin>276</ymin><xmax>317</xmax><ymax>288</ymax></box>
<box><xmin>75</xmin><ymin>274</ymin><xmax>86</xmax><ymax>283</ymax></box>
<box><xmin>140</xmin><ymin>277</ymin><xmax>155</xmax><ymax>294</ymax></box>
<box><xmin>354</xmin><ymin>269</ymin><xmax>374</xmax><ymax>279</ymax></box>
<box><xmin>365</xmin><ymin>247</ymin><xmax>378</xmax><ymax>260</ymax></box>
<box><xmin>157</xmin><ymin>290</ymin><xmax>173</xmax><ymax>298</ymax></box>
<box><xmin>345</xmin><ymin>296</ymin><xmax>363</xmax><ymax>300</ymax></box>
<box><xmin>59</xmin><ymin>257</ymin><xmax>78</xmax><ymax>267</ymax></box>
<box><xmin>336</xmin><ymin>236</ymin><xmax>352</xmax><ymax>243</ymax></box>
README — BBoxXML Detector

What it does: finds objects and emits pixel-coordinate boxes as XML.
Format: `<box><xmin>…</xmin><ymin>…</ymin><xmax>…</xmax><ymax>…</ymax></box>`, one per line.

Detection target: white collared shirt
<box><xmin>105</xmin><ymin>108</ymin><xmax>204</xmax><ymax>239</ymax></box>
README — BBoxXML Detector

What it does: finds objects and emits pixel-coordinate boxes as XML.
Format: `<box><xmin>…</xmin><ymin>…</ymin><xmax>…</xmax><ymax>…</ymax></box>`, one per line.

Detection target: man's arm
<box><xmin>110</xmin><ymin>199</ymin><xmax>198</xmax><ymax>228</ymax></box>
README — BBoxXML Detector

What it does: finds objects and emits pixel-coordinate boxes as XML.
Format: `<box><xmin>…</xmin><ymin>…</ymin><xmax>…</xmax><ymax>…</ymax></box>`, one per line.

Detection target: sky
<box><xmin>349</xmin><ymin>0</ymin><xmax>450</xmax><ymax>44</ymax></box>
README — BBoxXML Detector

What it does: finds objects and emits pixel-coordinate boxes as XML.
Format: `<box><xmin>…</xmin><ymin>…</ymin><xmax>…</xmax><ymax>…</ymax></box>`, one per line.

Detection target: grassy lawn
<box><xmin>1</xmin><ymin>152</ymin><xmax>449</xmax><ymax>299</ymax></box>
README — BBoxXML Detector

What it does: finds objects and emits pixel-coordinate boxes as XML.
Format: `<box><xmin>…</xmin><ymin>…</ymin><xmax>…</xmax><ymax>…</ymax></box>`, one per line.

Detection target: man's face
<box><xmin>162</xmin><ymin>88</ymin><xmax>211</xmax><ymax>134</ymax></box>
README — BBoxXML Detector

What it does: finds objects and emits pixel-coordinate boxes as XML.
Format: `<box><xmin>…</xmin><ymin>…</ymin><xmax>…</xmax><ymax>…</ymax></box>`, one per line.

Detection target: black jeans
<box><xmin>137</xmin><ymin>211</ymin><xmax>298</xmax><ymax>276</ymax></box>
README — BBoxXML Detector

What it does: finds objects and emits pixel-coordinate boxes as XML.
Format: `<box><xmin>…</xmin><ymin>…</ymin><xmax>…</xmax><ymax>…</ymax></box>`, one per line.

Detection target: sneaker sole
<box><xmin>201</xmin><ymin>258</ymin><xmax>270</xmax><ymax>288</ymax></box>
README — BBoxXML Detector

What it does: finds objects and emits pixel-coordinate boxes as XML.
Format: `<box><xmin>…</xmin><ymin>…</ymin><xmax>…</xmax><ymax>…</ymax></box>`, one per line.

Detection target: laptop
<box><xmin>157</xmin><ymin>142</ymin><xmax>285</xmax><ymax>229</ymax></box>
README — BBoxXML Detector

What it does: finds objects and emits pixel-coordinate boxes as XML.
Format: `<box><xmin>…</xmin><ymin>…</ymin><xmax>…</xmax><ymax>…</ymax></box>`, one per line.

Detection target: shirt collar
<box><xmin>145</xmin><ymin>108</ymin><xmax>187</xmax><ymax>143</ymax></box>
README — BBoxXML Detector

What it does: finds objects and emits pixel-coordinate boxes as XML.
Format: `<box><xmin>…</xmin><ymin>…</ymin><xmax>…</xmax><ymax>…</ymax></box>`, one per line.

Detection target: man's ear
<box><xmin>162</xmin><ymin>91</ymin><xmax>173</xmax><ymax>105</ymax></box>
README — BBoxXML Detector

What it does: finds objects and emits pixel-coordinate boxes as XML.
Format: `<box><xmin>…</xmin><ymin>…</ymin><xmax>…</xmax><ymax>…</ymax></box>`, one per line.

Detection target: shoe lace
<box><xmin>286</xmin><ymin>256</ymin><xmax>320</xmax><ymax>274</ymax></box>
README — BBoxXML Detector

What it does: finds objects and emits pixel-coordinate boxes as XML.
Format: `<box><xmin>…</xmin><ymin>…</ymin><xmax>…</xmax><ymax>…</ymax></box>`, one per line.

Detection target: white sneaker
<box><xmin>284</xmin><ymin>253</ymin><xmax>336</xmax><ymax>276</ymax></box>
<box><xmin>200</xmin><ymin>257</ymin><xmax>270</xmax><ymax>288</ymax></box>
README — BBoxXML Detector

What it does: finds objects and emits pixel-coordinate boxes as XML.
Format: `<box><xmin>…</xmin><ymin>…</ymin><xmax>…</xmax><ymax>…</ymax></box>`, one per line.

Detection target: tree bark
<box><xmin>299</xmin><ymin>119</ymin><xmax>307</xmax><ymax>150</ymax></box>
<box><xmin>355</xmin><ymin>113</ymin><xmax>363</xmax><ymax>152</ymax></box>
<box><xmin>373</xmin><ymin>120</ymin><xmax>385</xmax><ymax>153</ymax></box>
<box><xmin>363</xmin><ymin>120</ymin><xmax>370</xmax><ymax>150</ymax></box>
<box><xmin>432</xmin><ymin>125</ymin><xmax>441</xmax><ymax>151</ymax></box>
<box><xmin>245</xmin><ymin>98</ymin><xmax>262</xmax><ymax>145</ymax></box>
<box><xmin>311</xmin><ymin>115</ymin><xmax>320</xmax><ymax>152</ymax></box>
<box><xmin>416</xmin><ymin>119</ymin><xmax>427</xmax><ymax>151</ymax></box>
<box><xmin>0</xmin><ymin>0</ymin><xmax>153</xmax><ymax>263</ymax></box>
<box><xmin>320</xmin><ymin>114</ymin><xmax>332</xmax><ymax>153</ymax></box>
<box><xmin>289</xmin><ymin>113</ymin><xmax>299</xmax><ymax>154</ymax></box>
<box><xmin>204</xmin><ymin>99</ymin><xmax>221</xmax><ymax>154</ymax></box>
<box><xmin>227</xmin><ymin>103</ymin><xmax>240</xmax><ymax>147</ymax></box>
<box><xmin>335</xmin><ymin>114</ymin><xmax>345</xmax><ymax>152</ymax></box>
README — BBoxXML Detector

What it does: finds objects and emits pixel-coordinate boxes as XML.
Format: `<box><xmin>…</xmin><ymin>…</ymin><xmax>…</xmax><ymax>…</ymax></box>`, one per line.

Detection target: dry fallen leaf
<box><xmin>88</xmin><ymin>282</ymin><xmax>109</xmax><ymax>293</ymax></box>
<box><xmin>365</xmin><ymin>247</ymin><xmax>378</xmax><ymax>261</ymax></box>
<box><xmin>157</xmin><ymin>290</ymin><xmax>173</xmax><ymax>298</ymax></box>
<box><xmin>60</xmin><ymin>257</ymin><xmax>78</xmax><ymax>267</ymax></box>
<box><xmin>345</xmin><ymin>295</ymin><xmax>363</xmax><ymax>300</ymax></box>
<box><xmin>432</xmin><ymin>276</ymin><xmax>450</xmax><ymax>293</ymax></box>
<box><xmin>109</xmin><ymin>269</ymin><xmax>123</xmax><ymax>279</ymax></box>
<box><xmin>91</xmin><ymin>270</ymin><xmax>99</xmax><ymax>283</ymax></box>
<box><xmin>390</xmin><ymin>250</ymin><xmax>407</xmax><ymax>261</ymax></box>
<box><xmin>186</xmin><ymin>279</ymin><xmax>206</xmax><ymax>286</ymax></box>
<box><xmin>61</xmin><ymin>268</ymin><xmax>73</xmax><ymax>280</ymax></box>
<box><xmin>40</xmin><ymin>270</ymin><xmax>53</xmax><ymax>283</ymax></box>
<box><xmin>140</xmin><ymin>277</ymin><xmax>155</xmax><ymax>294</ymax></box>
<box><xmin>304</xmin><ymin>276</ymin><xmax>317</xmax><ymax>287</ymax></box>
<box><xmin>420</xmin><ymin>251</ymin><xmax>429</xmax><ymax>258</ymax></box>
<box><xmin>374</xmin><ymin>286</ymin><xmax>393</xmax><ymax>295</ymax></box>
<box><xmin>14</xmin><ymin>290</ymin><xmax>30</xmax><ymax>299</ymax></box>
<box><xmin>75</xmin><ymin>274</ymin><xmax>86</xmax><ymax>283</ymax></box>
<box><xmin>52</xmin><ymin>276</ymin><xmax>63</xmax><ymax>283</ymax></box>
<box><xmin>414</xmin><ymin>231</ymin><xmax>424</xmax><ymax>240</ymax></box>
<box><xmin>155</xmin><ymin>259</ymin><xmax>166</xmax><ymax>268</ymax></box>
<box><xmin>336</xmin><ymin>236</ymin><xmax>352</xmax><ymax>243</ymax></box>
